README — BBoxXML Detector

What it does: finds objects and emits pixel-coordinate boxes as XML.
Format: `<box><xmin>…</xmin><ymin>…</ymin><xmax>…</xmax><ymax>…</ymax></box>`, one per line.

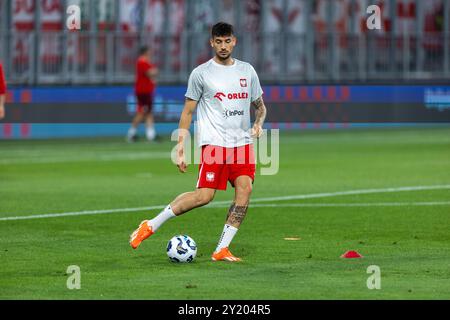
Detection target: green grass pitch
<box><xmin>0</xmin><ymin>127</ymin><xmax>449</xmax><ymax>299</ymax></box>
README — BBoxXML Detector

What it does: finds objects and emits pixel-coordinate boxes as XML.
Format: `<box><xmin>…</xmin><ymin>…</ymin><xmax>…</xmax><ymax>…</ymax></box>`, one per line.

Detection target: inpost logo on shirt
<box><xmin>223</xmin><ymin>109</ymin><xmax>245</xmax><ymax>118</ymax></box>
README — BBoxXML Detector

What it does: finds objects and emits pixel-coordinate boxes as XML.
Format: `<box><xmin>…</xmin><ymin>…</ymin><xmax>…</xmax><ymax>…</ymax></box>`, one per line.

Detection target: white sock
<box><xmin>146</xmin><ymin>127</ymin><xmax>156</xmax><ymax>140</ymax></box>
<box><xmin>147</xmin><ymin>205</ymin><xmax>176</xmax><ymax>232</ymax></box>
<box><xmin>128</xmin><ymin>127</ymin><xmax>137</xmax><ymax>138</ymax></box>
<box><xmin>215</xmin><ymin>224</ymin><xmax>238</xmax><ymax>253</ymax></box>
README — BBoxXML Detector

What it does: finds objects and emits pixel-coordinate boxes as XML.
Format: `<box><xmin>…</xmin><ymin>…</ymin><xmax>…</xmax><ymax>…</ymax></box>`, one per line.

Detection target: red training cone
<box><xmin>341</xmin><ymin>250</ymin><xmax>363</xmax><ymax>258</ymax></box>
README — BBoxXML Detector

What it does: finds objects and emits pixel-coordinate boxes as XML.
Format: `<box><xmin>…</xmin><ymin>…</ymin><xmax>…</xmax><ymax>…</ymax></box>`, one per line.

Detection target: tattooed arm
<box><xmin>251</xmin><ymin>96</ymin><xmax>267</xmax><ymax>138</ymax></box>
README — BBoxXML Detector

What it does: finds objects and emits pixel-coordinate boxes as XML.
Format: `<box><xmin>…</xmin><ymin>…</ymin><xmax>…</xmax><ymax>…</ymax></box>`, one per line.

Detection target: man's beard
<box><xmin>216</xmin><ymin>52</ymin><xmax>231</xmax><ymax>61</ymax></box>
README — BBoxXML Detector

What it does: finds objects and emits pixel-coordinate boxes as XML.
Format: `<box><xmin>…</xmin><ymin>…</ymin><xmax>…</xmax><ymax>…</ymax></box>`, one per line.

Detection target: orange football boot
<box><xmin>129</xmin><ymin>220</ymin><xmax>154</xmax><ymax>249</ymax></box>
<box><xmin>211</xmin><ymin>247</ymin><xmax>242</xmax><ymax>262</ymax></box>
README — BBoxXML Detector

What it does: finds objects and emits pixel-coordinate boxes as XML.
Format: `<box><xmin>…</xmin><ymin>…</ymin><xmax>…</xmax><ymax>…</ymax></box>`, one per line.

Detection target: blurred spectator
<box><xmin>127</xmin><ymin>46</ymin><xmax>159</xmax><ymax>142</ymax></box>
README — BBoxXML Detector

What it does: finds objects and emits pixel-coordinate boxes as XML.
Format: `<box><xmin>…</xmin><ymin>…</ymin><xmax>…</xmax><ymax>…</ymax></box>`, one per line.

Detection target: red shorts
<box><xmin>135</xmin><ymin>93</ymin><xmax>153</xmax><ymax>114</ymax></box>
<box><xmin>197</xmin><ymin>144</ymin><xmax>256</xmax><ymax>190</ymax></box>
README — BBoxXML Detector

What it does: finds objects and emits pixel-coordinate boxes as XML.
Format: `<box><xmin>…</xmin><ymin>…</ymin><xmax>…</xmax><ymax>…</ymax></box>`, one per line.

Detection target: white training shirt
<box><xmin>185</xmin><ymin>58</ymin><xmax>263</xmax><ymax>148</ymax></box>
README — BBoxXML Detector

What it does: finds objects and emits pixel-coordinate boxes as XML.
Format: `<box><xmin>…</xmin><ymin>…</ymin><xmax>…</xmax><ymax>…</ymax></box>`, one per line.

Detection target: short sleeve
<box><xmin>250</xmin><ymin>66</ymin><xmax>263</xmax><ymax>102</ymax></box>
<box><xmin>185</xmin><ymin>68</ymin><xmax>203</xmax><ymax>101</ymax></box>
<box><xmin>0</xmin><ymin>64</ymin><xmax>6</xmax><ymax>94</ymax></box>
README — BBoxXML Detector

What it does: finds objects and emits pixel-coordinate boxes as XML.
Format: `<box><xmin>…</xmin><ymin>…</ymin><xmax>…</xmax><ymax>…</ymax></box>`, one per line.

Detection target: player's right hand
<box><xmin>0</xmin><ymin>105</ymin><xmax>4</xmax><ymax>119</ymax></box>
<box><xmin>177</xmin><ymin>147</ymin><xmax>187</xmax><ymax>173</ymax></box>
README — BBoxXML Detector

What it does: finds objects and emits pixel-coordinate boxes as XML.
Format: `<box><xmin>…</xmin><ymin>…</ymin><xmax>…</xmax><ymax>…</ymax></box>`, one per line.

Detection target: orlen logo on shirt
<box><xmin>214</xmin><ymin>92</ymin><xmax>248</xmax><ymax>102</ymax></box>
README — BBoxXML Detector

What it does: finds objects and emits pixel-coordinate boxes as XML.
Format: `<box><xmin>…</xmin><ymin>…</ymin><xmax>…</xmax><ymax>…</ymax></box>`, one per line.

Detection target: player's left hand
<box><xmin>251</xmin><ymin>124</ymin><xmax>263</xmax><ymax>138</ymax></box>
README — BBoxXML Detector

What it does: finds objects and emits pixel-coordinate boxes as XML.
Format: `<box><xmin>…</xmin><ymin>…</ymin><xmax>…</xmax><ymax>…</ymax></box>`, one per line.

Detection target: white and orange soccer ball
<box><xmin>166</xmin><ymin>235</ymin><xmax>197</xmax><ymax>263</ymax></box>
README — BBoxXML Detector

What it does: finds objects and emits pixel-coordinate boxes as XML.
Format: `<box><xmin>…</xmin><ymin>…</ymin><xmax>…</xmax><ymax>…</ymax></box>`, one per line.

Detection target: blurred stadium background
<box><xmin>1</xmin><ymin>1</ymin><xmax>450</xmax><ymax>300</ymax></box>
<box><xmin>0</xmin><ymin>0</ymin><xmax>449</xmax><ymax>138</ymax></box>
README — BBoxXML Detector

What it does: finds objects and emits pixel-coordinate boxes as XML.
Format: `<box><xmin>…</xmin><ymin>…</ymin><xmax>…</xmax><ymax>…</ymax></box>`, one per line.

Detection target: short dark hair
<box><xmin>211</xmin><ymin>22</ymin><xmax>234</xmax><ymax>38</ymax></box>
<box><xmin>139</xmin><ymin>46</ymin><xmax>150</xmax><ymax>56</ymax></box>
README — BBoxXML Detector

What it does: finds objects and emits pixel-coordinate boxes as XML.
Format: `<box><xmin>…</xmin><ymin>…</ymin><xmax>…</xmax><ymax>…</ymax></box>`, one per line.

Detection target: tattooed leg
<box><xmin>212</xmin><ymin>176</ymin><xmax>253</xmax><ymax>256</ymax></box>
<box><xmin>226</xmin><ymin>175</ymin><xmax>253</xmax><ymax>228</ymax></box>
<box><xmin>213</xmin><ymin>202</ymin><xmax>248</xmax><ymax>257</ymax></box>
<box><xmin>226</xmin><ymin>202</ymin><xmax>249</xmax><ymax>228</ymax></box>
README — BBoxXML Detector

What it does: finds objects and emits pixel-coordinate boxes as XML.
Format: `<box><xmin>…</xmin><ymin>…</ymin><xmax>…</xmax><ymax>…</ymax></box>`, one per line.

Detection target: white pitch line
<box><xmin>0</xmin><ymin>185</ymin><xmax>449</xmax><ymax>222</ymax></box>
<box><xmin>235</xmin><ymin>185</ymin><xmax>450</xmax><ymax>203</ymax></box>
<box><xmin>0</xmin><ymin>205</ymin><xmax>166</xmax><ymax>221</ymax></box>
<box><xmin>0</xmin><ymin>152</ymin><xmax>169</xmax><ymax>165</ymax></box>
<box><xmin>247</xmin><ymin>201</ymin><xmax>450</xmax><ymax>208</ymax></box>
